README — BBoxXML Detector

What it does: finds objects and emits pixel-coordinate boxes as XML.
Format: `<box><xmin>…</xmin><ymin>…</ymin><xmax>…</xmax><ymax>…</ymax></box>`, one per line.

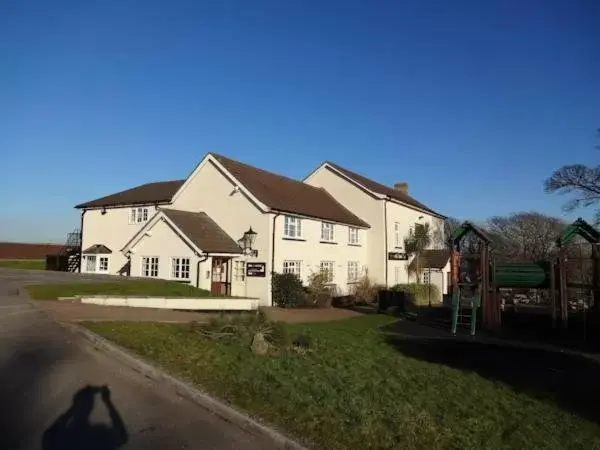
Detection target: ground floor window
<box><xmin>423</xmin><ymin>271</ymin><xmax>430</xmax><ymax>285</ymax></box>
<box><xmin>171</xmin><ymin>257</ymin><xmax>190</xmax><ymax>280</ymax></box>
<box><xmin>394</xmin><ymin>266</ymin><xmax>402</xmax><ymax>284</ymax></box>
<box><xmin>320</xmin><ymin>261</ymin><xmax>334</xmax><ymax>283</ymax></box>
<box><xmin>347</xmin><ymin>261</ymin><xmax>360</xmax><ymax>282</ymax></box>
<box><xmin>283</xmin><ymin>260</ymin><xmax>302</xmax><ymax>278</ymax></box>
<box><xmin>99</xmin><ymin>257</ymin><xmax>109</xmax><ymax>272</ymax></box>
<box><xmin>234</xmin><ymin>261</ymin><xmax>245</xmax><ymax>281</ymax></box>
<box><xmin>84</xmin><ymin>255</ymin><xmax>97</xmax><ymax>272</ymax></box>
<box><xmin>142</xmin><ymin>257</ymin><xmax>159</xmax><ymax>277</ymax></box>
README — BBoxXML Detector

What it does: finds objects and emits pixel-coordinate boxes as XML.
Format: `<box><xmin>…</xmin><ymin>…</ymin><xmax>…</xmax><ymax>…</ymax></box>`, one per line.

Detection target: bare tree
<box><xmin>486</xmin><ymin>212</ymin><xmax>565</xmax><ymax>262</ymax></box>
<box><xmin>545</xmin><ymin>129</ymin><xmax>600</xmax><ymax>221</ymax></box>
<box><xmin>444</xmin><ymin>217</ymin><xmax>462</xmax><ymax>247</ymax></box>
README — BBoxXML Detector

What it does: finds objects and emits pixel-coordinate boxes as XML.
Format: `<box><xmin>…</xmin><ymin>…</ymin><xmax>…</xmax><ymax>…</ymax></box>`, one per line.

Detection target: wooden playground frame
<box><xmin>449</xmin><ymin>218</ymin><xmax>600</xmax><ymax>336</ymax></box>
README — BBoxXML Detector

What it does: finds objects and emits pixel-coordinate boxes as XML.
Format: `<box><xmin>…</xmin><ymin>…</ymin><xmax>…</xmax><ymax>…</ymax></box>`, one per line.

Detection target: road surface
<box><xmin>0</xmin><ymin>268</ymin><xmax>279</xmax><ymax>450</ymax></box>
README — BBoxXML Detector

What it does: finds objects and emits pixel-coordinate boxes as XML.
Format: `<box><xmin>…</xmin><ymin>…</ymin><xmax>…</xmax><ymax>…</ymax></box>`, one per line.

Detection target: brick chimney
<box><xmin>393</xmin><ymin>182</ymin><xmax>408</xmax><ymax>194</ymax></box>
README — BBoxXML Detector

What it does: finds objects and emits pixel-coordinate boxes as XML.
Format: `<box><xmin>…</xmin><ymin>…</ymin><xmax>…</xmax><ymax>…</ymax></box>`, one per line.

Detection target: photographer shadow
<box><xmin>43</xmin><ymin>385</ymin><xmax>128</xmax><ymax>450</ymax></box>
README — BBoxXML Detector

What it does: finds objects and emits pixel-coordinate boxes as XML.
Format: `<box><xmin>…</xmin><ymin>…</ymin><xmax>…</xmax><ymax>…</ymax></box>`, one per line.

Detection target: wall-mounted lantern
<box><xmin>239</xmin><ymin>227</ymin><xmax>258</xmax><ymax>257</ymax></box>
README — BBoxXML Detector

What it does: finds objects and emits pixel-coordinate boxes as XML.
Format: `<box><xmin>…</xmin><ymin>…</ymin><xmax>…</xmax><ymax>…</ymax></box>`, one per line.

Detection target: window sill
<box><xmin>320</xmin><ymin>241</ymin><xmax>338</xmax><ymax>245</ymax></box>
<box><xmin>282</xmin><ymin>237</ymin><xmax>306</xmax><ymax>242</ymax></box>
<box><xmin>348</xmin><ymin>243</ymin><xmax>362</xmax><ymax>247</ymax></box>
<box><xmin>347</xmin><ymin>281</ymin><xmax>360</xmax><ymax>285</ymax></box>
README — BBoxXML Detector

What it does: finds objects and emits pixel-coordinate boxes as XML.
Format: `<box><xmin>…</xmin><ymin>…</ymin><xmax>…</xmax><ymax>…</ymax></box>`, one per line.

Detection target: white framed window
<box><xmin>394</xmin><ymin>266</ymin><xmax>402</xmax><ymax>284</ymax></box>
<box><xmin>130</xmin><ymin>207</ymin><xmax>150</xmax><ymax>224</ymax></box>
<box><xmin>234</xmin><ymin>261</ymin><xmax>246</xmax><ymax>281</ymax></box>
<box><xmin>283</xmin><ymin>216</ymin><xmax>302</xmax><ymax>239</ymax></box>
<box><xmin>320</xmin><ymin>261</ymin><xmax>334</xmax><ymax>283</ymax></box>
<box><xmin>283</xmin><ymin>260</ymin><xmax>302</xmax><ymax>278</ymax></box>
<box><xmin>84</xmin><ymin>255</ymin><xmax>97</xmax><ymax>272</ymax></box>
<box><xmin>423</xmin><ymin>271</ymin><xmax>430</xmax><ymax>285</ymax></box>
<box><xmin>98</xmin><ymin>257</ymin><xmax>109</xmax><ymax>272</ymax></box>
<box><xmin>394</xmin><ymin>222</ymin><xmax>401</xmax><ymax>247</ymax></box>
<box><xmin>142</xmin><ymin>256</ymin><xmax>159</xmax><ymax>277</ymax></box>
<box><xmin>347</xmin><ymin>261</ymin><xmax>360</xmax><ymax>282</ymax></box>
<box><xmin>321</xmin><ymin>222</ymin><xmax>334</xmax><ymax>242</ymax></box>
<box><xmin>171</xmin><ymin>257</ymin><xmax>190</xmax><ymax>280</ymax></box>
<box><xmin>348</xmin><ymin>227</ymin><xmax>360</xmax><ymax>245</ymax></box>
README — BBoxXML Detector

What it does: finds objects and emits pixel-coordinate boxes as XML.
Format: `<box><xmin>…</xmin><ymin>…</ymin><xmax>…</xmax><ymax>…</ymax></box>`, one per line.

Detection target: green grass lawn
<box><xmin>0</xmin><ymin>259</ymin><xmax>45</xmax><ymax>270</ymax></box>
<box><xmin>83</xmin><ymin>315</ymin><xmax>600</xmax><ymax>449</ymax></box>
<box><xmin>27</xmin><ymin>280</ymin><xmax>211</xmax><ymax>300</ymax></box>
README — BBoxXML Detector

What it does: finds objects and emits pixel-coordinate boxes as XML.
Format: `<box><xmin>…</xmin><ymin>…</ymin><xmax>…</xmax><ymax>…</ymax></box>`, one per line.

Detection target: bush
<box><xmin>350</xmin><ymin>273</ymin><xmax>382</xmax><ymax>304</ymax></box>
<box><xmin>306</xmin><ymin>272</ymin><xmax>334</xmax><ymax>308</ymax></box>
<box><xmin>391</xmin><ymin>283</ymin><xmax>440</xmax><ymax>306</ymax></box>
<box><xmin>272</xmin><ymin>272</ymin><xmax>305</xmax><ymax>308</ymax></box>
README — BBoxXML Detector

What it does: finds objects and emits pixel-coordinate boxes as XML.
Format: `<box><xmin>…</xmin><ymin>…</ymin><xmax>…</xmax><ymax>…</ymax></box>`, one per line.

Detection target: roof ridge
<box><xmin>211</xmin><ymin>152</ymin><xmax>325</xmax><ymax>192</ymax></box>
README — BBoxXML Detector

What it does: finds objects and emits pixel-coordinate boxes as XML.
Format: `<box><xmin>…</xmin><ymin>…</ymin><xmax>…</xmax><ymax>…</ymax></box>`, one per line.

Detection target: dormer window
<box><xmin>130</xmin><ymin>207</ymin><xmax>149</xmax><ymax>224</ymax></box>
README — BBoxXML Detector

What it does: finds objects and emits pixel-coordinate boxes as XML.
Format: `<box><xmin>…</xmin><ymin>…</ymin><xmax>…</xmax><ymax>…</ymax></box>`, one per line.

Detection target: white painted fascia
<box><xmin>169</xmin><ymin>153</ymin><xmax>269</xmax><ymax>212</ymax></box>
<box><xmin>271</xmin><ymin>209</ymin><xmax>369</xmax><ymax>229</ymax></box>
<box><xmin>120</xmin><ymin>210</ymin><xmax>205</xmax><ymax>256</ymax></box>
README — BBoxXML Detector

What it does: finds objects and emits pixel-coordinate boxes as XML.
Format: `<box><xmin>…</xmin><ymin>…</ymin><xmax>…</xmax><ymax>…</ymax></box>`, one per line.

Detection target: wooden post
<box><xmin>558</xmin><ymin>248</ymin><xmax>568</xmax><ymax>329</ymax></box>
<box><xmin>550</xmin><ymin>260</ymin><xmax>557</xmax><ymax>328</ymax></box>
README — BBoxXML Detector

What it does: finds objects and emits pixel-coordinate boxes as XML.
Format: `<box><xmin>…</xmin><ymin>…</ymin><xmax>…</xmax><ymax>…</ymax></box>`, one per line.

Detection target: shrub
<box><xmin>350</xmin><ymin>273</ymin><xmax>382</xmax><ymax>304</ymax></box>
<box><xmin>306</xmin><ymin>272</ymin><xmax>334</xmax><ymax>308</ymax></box>
<box><xmin>272</xmin><ymin>272</ymin><xmax>305</xmax><ymax>308</ymax></box>
<box><xmin>391</xmin><ymin>283</ymin><xmax>440</xmax><ymax>306</ymax></box>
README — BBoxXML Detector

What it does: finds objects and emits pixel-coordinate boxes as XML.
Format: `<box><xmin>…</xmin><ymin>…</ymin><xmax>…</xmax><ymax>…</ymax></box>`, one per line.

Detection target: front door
<box><xmin>211</xmin><ymin>257</ymin><xmax>231</xmax><ymax>295</ymax></box>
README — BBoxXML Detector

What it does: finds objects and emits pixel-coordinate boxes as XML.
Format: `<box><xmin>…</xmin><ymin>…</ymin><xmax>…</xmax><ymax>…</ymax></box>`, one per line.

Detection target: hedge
<box><xmin>391</xmin><ymin>283</ymin><xmax>440</xmax><ymax>306</ymax></box>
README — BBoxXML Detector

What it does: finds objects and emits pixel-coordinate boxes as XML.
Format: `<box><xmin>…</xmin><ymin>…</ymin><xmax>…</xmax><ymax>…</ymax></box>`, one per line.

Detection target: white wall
<box><xmin>304</xmin><ymin>167</ymin><xmax>384</xmax><ymax>284</ymax></box>
<box><xmin>128</xmin><ymin>217</ymin><xmax>201</xmax><ymax>285</ymax></box>
<box><xmin>271</xmin><ymin>213</ymin><xmax>368</xmax><ymax>295</ymax></box>
<box><xmin>169</xmin><ymin>159</ymin><xmax>271</xmax><ymax>303</ymax></box>
<box><xmin>81</xmin><ymin>205</ymin><xmax>159</xmax><ymax>275</ymax></box>
<box><xmin>386</xmin><ymin>202</ymin><xmax>444</xmax><ymax>287</ymax></box>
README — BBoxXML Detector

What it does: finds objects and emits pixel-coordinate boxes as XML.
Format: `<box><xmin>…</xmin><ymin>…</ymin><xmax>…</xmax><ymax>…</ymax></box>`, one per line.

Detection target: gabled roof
<box><xmin>320</xmin><ymin>162</ymin><xmax>445</xmax><ymax>218</ymax></box>
<box><xmin>161</xmin><ymin>209</ymin><xmax>242</xmax><ymax>253</ymax></box>
<box><xmin>75</xmin><ymin>180</ymin><xmax>185</xmax><ymax>209</ymax></box>
<box><xmin>81</xmin><ymin>244</ymin><xmax>112</xmax><ymax>254</ymax></box>
<box><xmin>211</xmin><ymin>154</ymin><xmax>370</xmax><ymax>228</ymax></box>
<box><xmin>408</xmin><ymin>249</ymin><xmax>450</xmax><ymax>271</ymax></box>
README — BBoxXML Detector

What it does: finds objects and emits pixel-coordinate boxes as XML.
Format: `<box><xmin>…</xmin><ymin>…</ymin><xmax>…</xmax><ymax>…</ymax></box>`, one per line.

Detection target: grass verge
<box><xmin>83</xmin><ymin>315</ymin><xmax>600</xmax><ymax>449</ymax></box>
<box><xmin>0</xmin><ymin>259</ymin><xmax>45</xmax><ymax>270</ymax></box>
<box><xmin>27</xmin><ymin>280</ymin><xmax>211</xmax><ymax>300</ymax></box>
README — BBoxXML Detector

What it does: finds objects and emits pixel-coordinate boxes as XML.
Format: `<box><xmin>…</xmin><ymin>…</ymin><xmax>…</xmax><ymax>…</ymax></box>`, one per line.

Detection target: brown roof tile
<box><xmin>0</xmin><ymin>242</ymin><xmax>63</xmax><ymax>259</ymax></box>
<box><xmin>75</xmin><ymin>180</ymin><xmax>185</xmax><ymax>209</ymax></box>
<box><xmin>325</xmin><ymin>162</ymin><xmax>445</xmax><ymax>218</ymax></box>
<box><xmin>212</xmin><ymin>154</ymin><xmax>370</xmax><ymax>228</ymax></box>
<box><xmin>82</xmin><ymin>244</ymin><xmax>112</xmax><ymax>254</ymax></box>
<box><xmin>162</xmin><ymin>209</ymin><xmax>242</xmax><ymax>254</ymax></box>
<box><xmin>408</xmin><ymin>249</ymin><xmax>451</xmax><ymax>270</ymax></box>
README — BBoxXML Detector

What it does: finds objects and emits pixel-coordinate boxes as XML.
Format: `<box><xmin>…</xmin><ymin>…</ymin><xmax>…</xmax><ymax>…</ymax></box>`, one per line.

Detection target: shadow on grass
<box><xmin>385</xmin><ymin>334</ymin><xmax>600</xmax><ymax>424</ymax></box>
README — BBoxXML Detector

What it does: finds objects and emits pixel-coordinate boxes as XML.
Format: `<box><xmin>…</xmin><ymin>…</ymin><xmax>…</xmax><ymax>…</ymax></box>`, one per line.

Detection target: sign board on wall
<box><xmin>388</xmin><ymin>252</ymin><xmax>408</xmax><ymax>261</ymax></box>
<box><xmin>246</xmin><ymin>262</ymin><xmax>266</xmax><ymax>277</ymax></box>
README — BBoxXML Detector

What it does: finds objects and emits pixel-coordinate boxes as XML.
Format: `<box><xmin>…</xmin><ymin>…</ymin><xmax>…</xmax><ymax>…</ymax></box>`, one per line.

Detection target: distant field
<box><xmin>0</xmin><ymin>259</ymin><xmax>46</xmax><ymax>270</ymax></box>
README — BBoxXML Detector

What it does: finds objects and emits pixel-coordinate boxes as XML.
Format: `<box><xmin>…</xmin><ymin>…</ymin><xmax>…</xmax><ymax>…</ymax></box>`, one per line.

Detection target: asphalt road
<box><xmin>0</xmin><ymin>268</ymin><xmax>279</xmax><ymax>450</ymax></box>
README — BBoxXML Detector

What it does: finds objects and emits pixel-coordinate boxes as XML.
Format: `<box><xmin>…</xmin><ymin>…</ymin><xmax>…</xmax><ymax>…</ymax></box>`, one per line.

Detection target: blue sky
<box><xmin>1</xmin><ymin>0</ymin><xmax>599</xmax><ymax>242</ymax></box>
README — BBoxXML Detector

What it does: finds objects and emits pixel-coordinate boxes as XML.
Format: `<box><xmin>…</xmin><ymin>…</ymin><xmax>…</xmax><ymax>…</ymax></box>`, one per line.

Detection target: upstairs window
<box><xmin>283</xmin><ymin>216</ymin><xmax>302</xmax><ymax>238</ymax></box>
<box><xmin>321</xmin><ymin>222</ymin><xmax>335</xmax><ymax>242</ymax></box>
<box><xmin>348</xmin><ymin>227</ymin><xmax>360</xmax><ymax>245</ymax></box>
<box><xmin>394</xmin><ymin>222</ymin><xmax>401</xmax><ymax>247</ymax></box>
<box><xmin>130</xmin><ymin>207</ymin><xmax>149</xmax><ymax>224</ymax></box>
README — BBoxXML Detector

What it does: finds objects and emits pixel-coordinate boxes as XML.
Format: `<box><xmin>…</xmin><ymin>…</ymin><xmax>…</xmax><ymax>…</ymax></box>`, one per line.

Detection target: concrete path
<box><xmin>0</xmin><ymin>269</ymin><xmax>280</xmax><ymax>450</ymax></box>
<box><xmin>36</xmin><ymin>301</ymin><xmax>211</xmax><ymax>323</ymax></box>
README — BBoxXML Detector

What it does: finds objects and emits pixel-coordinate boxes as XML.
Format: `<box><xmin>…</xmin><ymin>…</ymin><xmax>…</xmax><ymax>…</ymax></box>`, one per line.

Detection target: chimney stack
<box><xmin>394</xmin><ymin>182</ymin><xmax>409</xmax><ymax>194</ymax></box>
